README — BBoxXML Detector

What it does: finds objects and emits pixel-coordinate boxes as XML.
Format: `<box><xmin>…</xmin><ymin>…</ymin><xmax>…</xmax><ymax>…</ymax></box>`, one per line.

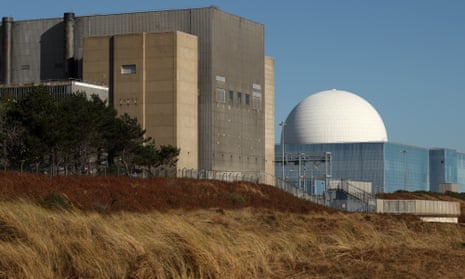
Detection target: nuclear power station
<box><xmin>0</xmin><ymin>7</ymin><xmax>275</xmax><ymax>180</ymax></box>
<box><xmin>2</xmin><ymin>7</ymin><xmax>464</xmax><ymax>209</ymax></box>
<box><xmin>276</xmin><ymin>89</ymin><xmax>465</xmax><ymax>206</ymax></box>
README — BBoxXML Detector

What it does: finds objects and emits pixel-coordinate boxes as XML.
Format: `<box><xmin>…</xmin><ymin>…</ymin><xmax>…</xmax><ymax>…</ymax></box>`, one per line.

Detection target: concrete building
<box><xmin>83</xmin><ymin>32</ymin><xmax>199</xmax><ymax>170</ymax></box>
<box><xmin>0</xmin><ymin>80</ymin><xmax>108</xmax><ymax>102</ymax></box>
<box><xmin>0</xmin><ymin>7</ymin><xmax>275</xmax><ymax>177</ymax></box>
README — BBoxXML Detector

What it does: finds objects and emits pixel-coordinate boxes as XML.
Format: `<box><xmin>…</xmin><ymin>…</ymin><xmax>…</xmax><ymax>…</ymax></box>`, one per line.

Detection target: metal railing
<box><xmin>151</xmin><ymin>169</ymin><xmax>460</xmax><ymax>216</ymax></box>
<box><xmin>328</xmin><ymin>179</ymin><xmax>375</xmax><ymax>201</ymax></box>
<box><xmin>150</xmin><ymin>168</ymin><xmax>271</xmax><ymax>184</ymax></box>
<box><xmin>327</xmin><ymin>179</ymin><xmax>376</xmax><ymax>212</ymax></box>
<box><xmin>274</xmin><ymin>177</ymin><xmax>327</xmax><ymax>206</ymax></box>
<box><xmin>147</xmin><ymin>168</ymin><xmax>330</xmax><ymax>207</ymax></box>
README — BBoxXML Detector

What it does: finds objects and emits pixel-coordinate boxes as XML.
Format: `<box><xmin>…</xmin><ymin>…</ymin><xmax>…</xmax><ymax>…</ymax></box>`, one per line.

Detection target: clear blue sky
<box><xmin>6</xmin><ymin>1</ymin><xmax>465</xmax><ymax>151</ymax></box>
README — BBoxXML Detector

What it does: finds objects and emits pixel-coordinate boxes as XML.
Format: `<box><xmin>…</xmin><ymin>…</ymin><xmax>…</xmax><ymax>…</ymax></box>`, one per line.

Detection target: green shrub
<box><xmin>43</xmin><ymin>193</ymin><xmax>71</xmax><ymax>210</ymax></box>
<box><xmin>230</xmin><ymin>193</ymin><xmax>246</xmax><ymax>205</ymax></box>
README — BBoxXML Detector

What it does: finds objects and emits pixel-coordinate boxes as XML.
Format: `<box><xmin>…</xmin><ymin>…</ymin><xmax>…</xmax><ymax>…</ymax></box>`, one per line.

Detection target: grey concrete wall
<box><xmin>377</xmin><ymin>199</ymin><xmax>460</xmax><ymax>216</ymax></box>
<box><xmin>4</xmin><ymin>7</ymin><xmax>268</xmax><ymax>175</ymax></box>
<box><xmin>210</xmin><ymin>9</ymin><xmax>265</xmax><ymax>173</ymax></box>
<box><xmin>8</xmin><ymin>18</ymin><xmax>64</xmax><ymax>84</ymax></box>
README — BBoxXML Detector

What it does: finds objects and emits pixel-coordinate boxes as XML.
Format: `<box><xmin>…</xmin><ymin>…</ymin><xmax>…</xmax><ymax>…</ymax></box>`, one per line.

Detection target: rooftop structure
<box><xmin>0</xmin><ymin>80</ymin><xmax>108</xmax><ymax>102</ymax></box>
<box><xmin>283</xmin><ymin>89</ymin><xmax>388</xmax><ymax>144</ymax></box>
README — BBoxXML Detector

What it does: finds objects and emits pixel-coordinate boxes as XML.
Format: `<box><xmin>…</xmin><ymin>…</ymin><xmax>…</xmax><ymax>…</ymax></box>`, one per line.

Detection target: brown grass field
<box><xmin>1</xmin><ymin>171</ymin><xmax>465</xmax><ymax>278</ymax></box>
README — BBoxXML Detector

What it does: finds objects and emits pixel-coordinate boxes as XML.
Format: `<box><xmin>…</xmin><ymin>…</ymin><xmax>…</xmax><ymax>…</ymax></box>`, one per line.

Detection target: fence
<box><xmin>150</xmin><ymin>168</ymin><xmax>328</xmax><ymax>206</ymax></box>
<box><xmin>273</xmin><ymin>176</ymin><xmax>327</xmax><ymax>205</ymax></box>
<box><xmin>176</xmin><ymin>168</ymin><xmax>263</xmax><ymax>183</ymax></box>
<box><xmin>149</xmin><ymin>168</ymin><xmax>277</xmax><ymax>185</ymax></box>
<box><xmin>151</xmin><ymin>168</ymin><xmax>462</xmax><ymax>217</ymax></box>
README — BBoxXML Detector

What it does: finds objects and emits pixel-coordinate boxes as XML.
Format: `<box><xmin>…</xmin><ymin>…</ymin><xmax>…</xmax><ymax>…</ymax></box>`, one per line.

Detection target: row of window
<box><xmin>215</xmin><ymin>88</ymin><xmax>262</xmax><ymax>110</ymax></box>
<box><xmin>119</xmin><ymin>97</ymin><xmax>138</xmax><ymax>105</ymax></box>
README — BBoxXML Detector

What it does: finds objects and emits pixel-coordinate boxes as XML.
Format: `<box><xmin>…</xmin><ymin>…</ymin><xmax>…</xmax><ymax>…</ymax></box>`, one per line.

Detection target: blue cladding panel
<box><xmin>429</xmin><ymin>149</ymin><xmax>445</xmax><ymax>192</ymax></box>
<box><xmin>429</xmin><ymin>149</ymin><xmax>465</xmax><ymax>192</ymax></box>
<box><xmin>276</xmin><ymin>142</ymin><xmax>430</xmax><ymax>194</ymax></box>
<box><xmin>384</xmin><ymin>143</ymin><xmax>429</xmax><ymax>193</ymax></box>
<box><xmin>275</xmin><ymin>143</ymin><xmax>465</xmax><ymax>194</ymax></box>
<box><xmin>444</xmin><ymin>149</ymin><xmax>458</xmax><ymax>183</ymax></box>
<box><xmin>275</xmin><ymin>142</ymin><xmax>385</xmax><ymax>193</ymax></box>
<box><xmin>457</xmin><ymin>153</ymin><xmax>465</xmax><ymax>192</ymax></box>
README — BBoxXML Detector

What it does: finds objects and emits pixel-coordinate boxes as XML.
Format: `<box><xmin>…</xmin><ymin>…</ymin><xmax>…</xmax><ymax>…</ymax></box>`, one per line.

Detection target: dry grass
<box><xmin>1</xmin><ymin>172</ymin><xmax>465</xmax><ymax>278</ymax></box>
<box><xmin>1</xmin><ymin>201</ymin><xmax>465</xmax><ymax>278</ymax></box>
<box><xmin>0</xmin><ymin>171</ymin><xmax>332</xmax><ymax>214</ymax></box>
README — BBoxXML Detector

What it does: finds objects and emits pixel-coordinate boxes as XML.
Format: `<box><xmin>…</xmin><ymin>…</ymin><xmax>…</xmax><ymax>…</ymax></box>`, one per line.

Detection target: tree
<box><xmin>0</xmin><ymin>98</ymin><xmax>9</xmax><ymax>170</ymax></box>
<box><xmin>2</xmin><ymin>86</ymin><xmax>180</xmax><ymax>175</ymax></box>
<box><xmin>6</xmin><ymin>86</ymin><xmax>58</xmax><ymax>171</ymax></box>
<box><xmin>130</xmin><ymin>142</ymin><xmax>180</xmax><ymax>177</ymax></box>
<box><xmin>104</xmin><ymin>113</ymin><xmax>150</xmax><ymax>175</ymax></box>
<box><xmin>54</xmin><ymin>93</ymin><xmax>115</xmax><ymax>174</ymax></box>
<box><xmin>156</xmin><ymin>145</ymin><xmax>180</xmax><ymax>168</ymax></box>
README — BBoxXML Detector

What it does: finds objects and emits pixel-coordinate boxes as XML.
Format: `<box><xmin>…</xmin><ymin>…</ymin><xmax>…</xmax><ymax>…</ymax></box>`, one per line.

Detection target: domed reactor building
<box><xmin>276</xmin><ymin>89</ymin><xmax>465</xmax><ymax>211</ymax></box>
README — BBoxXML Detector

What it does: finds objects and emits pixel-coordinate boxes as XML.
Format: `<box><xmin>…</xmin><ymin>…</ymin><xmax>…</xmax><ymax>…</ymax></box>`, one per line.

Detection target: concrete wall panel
<box><xmin>264</xmin><ymin>56</ymin><xmax>275</xmax><ymax>180</ymax></box>
<box><xmin>10</xmin><ymin>8</ymin><xmax>266</xmax><ymax>174</ymax></box>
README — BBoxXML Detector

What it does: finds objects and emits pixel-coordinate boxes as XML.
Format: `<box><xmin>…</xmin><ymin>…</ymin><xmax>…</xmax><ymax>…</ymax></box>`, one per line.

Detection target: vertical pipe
<box><xmin>109</xmin><ymin>36</ymin><xmax>114</xmax><ymax>105</ymax></box>
<box><xmin>298</xmin><ymin>153</ymin><xmax>301</xmax><ymax>189</ymax></box>
<box><xmin>2</xmin><ymin>17</ymin><xmax>12</xmax><ymax>85</ymax></box>
<box><xmin>64</xmin><ymin>12</ymin><xmax>75</xmax><ymax>78</ymax></box>
<box><xmin>279</xmin><ymin>121</ymin><xmax>286</xmax><ymax>181</ymax></box>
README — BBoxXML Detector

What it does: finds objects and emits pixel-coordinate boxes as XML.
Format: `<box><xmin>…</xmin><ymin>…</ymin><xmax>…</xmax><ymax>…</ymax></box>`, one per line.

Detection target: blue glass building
<box><xmin>429</xmin><ymin>149</ymin><xmax>465</xmax><ymax>192</ymax></box>
<box><xmin>277</xmin><ymin>89</ymin><xmax>465</xmax><ymax>195</ymax></box>
<box><xmin>276</xmin><ymin>143</ymin><xmax>465</xmax><ymax>194</ymax></box>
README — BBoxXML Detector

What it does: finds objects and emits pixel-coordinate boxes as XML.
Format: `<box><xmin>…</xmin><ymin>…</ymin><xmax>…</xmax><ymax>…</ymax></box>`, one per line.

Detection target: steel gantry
<box><xmin>275</xmin><ymin>152</ymin><xmax>332</xmax><ymax>194</ymax></box>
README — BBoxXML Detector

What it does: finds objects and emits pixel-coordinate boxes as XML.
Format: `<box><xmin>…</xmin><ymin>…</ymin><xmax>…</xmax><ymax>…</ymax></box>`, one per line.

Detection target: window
<box><xmin>228</xmin><ymin>90</ymin><xmax>234</xmax><ymax>103</ymax></box>
<box><xmin>245</xmin><ymin>94</ymin><xmax>250</xmax><ymax>105</ymax></box>
<box><xmin>253</xmin><ymin>92</ymin><xmax>262</xmax><ymax>110</ymax></box>
<box><xmin>121</xmin><ymin>64</ymin><xmax>136</xmax><ymax>74</ymax></box>
<box><xmin>216</xmin><ymin>75</ymin><xmax>226</xmax><ymax>82</ymax></box>
<box><xmin>237</xmin><ymin>92</ymin><xmax>242</xmax><ymax>104</ymax></box>
<box><xmin>216</xmin><ymin>88</ymin><xmax>226</xmax><ymax>103</ymax></box>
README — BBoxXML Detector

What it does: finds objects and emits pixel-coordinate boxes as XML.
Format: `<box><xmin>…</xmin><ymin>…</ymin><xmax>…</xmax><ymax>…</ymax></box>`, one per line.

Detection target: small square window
<box><xmin>121</xmin><ymin>64</ymin><xmax>136</xmax><ymax>74</ymax></box>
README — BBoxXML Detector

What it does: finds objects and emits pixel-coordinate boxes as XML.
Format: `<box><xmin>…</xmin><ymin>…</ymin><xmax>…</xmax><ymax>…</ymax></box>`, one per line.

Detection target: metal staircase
<box><xmin>327</xmin><ymin>179</ymin><xmax>376</xmax><ymax>212</ymax></box>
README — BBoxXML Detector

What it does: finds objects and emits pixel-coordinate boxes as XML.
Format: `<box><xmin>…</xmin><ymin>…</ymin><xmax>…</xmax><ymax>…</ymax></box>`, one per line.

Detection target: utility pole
<box><xmin>279</xmin><ymin>121</ymin><xmax>287</xmax><ymax>182</ymax></box>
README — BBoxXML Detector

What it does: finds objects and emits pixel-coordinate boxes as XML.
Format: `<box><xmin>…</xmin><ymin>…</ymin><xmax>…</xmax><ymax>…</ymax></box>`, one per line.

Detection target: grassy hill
<box><xmin>1</xmin><ymin>172</ymin><xmax>465</xmax><ymax>278</ymax></box>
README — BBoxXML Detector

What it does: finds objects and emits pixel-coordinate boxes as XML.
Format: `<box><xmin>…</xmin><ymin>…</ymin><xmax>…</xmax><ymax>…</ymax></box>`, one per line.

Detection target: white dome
<box><xmin>283</xmin><ymin>89</ymin><xmax>388</xmax><ymax>144</ymax></box>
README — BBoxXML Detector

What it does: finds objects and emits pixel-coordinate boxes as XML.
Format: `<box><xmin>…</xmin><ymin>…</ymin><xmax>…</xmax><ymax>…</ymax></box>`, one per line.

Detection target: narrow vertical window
<box><xmin>237</xmin><ymin>92</ymin><xmax>242</xmax><ymax>104</ymax></box>
<box><xmin>228</xmin><ymin>90</ymin><xmax>234</xmax><ymax>103</ymax></box>
<box><xmin>216</xmin><ymin>88</ymin><xmax>226</xmax><ymax>103</ymax></box>
<box><xmin>253</xmin><ymin>92</ymin><xmax>262</xmax><ymax>110</ymax></box>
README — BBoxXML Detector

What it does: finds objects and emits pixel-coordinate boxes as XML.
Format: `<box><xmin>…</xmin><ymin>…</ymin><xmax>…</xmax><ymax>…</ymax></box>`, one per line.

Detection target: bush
<box><xmin>229</xmin><ymin>193</ymin><xmax>246</xmax><ymax>205</ymax></box>
<box><xmin>43</xmin><ymin>192</ymin><xmax>72</xmax><ymax>210</ymax></box>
